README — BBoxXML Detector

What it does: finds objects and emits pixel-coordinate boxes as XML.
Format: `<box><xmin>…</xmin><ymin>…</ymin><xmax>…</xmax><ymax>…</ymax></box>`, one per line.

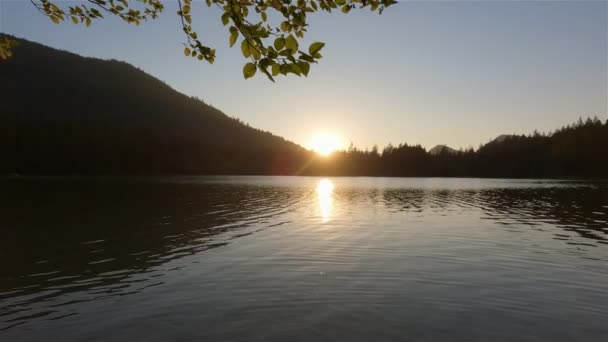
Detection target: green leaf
<box><xmin>264</xmin><ymin>72</ymin><xmax>275</xmax><ymax>82</ymax></box>
<box><xmin>342</xmin><ymin>4</ymin><xmax>351</xmax><ymax>13</ymax></box>
<box><xmin>71</xmin><ymin>16</ymin><xmax>78</xmax><ymax>24</ymax></box>
<box><xmin>184</xmin><ymin>47</ymin><xmax>191</xmax><ymax>56</ymax></box>
<box><xmin>183</xmin><ymin>5</ymin><xmax>190</xmax><ymax>14</ymax></box>
<box><xmin>241</xmin><ymin>40</ymin><xmax>251</xmax><ymax>58</ymax></box>
<box><xmin>250</xmin><ymin>44</ymin><xmax>261</xmax><ymax>60</ymax></box>
<box><xmin>229</xmin><ymin>27</ymin><xmax>238</xmax><ymax>47</ymax></box>
<box><xmin>280</xmin><ymin>21</ymin><xmax>290</xmax><ymax>32</ymax></box>
<box><xmin>308</xmin><ymin>42</ymin><xmax>325</xmax><ymax>56</ymax></box>
<box><xmin>261</xmin><ymin>12</ymin><xmax>267</xmax><ymax>21</ymax></box>
<box><xmin>221</xmin><ymin>12</ymin><xmax>230</xmax><ymax>26</ymax></box>
<box><xmin>279</xmin><ymin>64</ymin><xmax>289</xmax><ymax>75</ymax></box>
<box><xmin>243</xmin><ymin>62</ymin><xmax>257</xmax><ymax>79</ymax></box>
<box><xmin>289</xmin><ymin>63</ymin><xmax>302</xmax><ymax>76</ymax></box>
<box><xmin>298</xmin><ymin>61</ymin><xmax>310</xmax><ymax>76</ymax></box>
<box><xmin>274</xmin><ymin>37</ymin><xmax>285</xmax><ymax>51</ymax></box>
<box><xmin>279</xmin><ymin>49</ymin><xmax>293</xmax><ymax>57</ymax></box>
<box><xmin>259</xmin><ymin>58</ymin><xmax>271</xmax><ymax>70</ymax></box>
<box><xmin>285</xmin><ymin>35</ymin><xmax>298</xmax><ymax>53</ymax></box>
<box><xmin>271</xmin><ymin>63</ymin><xmax>280</xmax><ymax>76</ymax></box>
<box><xmin>336</xmin><ymin>0</ymin><xmax>346</xmax><ymax>5</ymax></box>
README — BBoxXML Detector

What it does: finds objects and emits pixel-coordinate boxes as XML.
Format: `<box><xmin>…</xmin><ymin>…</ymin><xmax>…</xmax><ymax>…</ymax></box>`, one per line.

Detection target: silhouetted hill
<box><xmin>491</xmin><ymin>134</ymin><xmax>515</xmax><ymax>144</ymax></box>
<box><xmin>1</xmin><ymin>35</ymin><xmax>606</xmax><ymax>178</ymax></box>
<box><xmin>472</xmin><ymin>118</ymin><xmax>608</xmax><ymax>178</ymax></box>
<box><xmin>308</xmin><ymin>117</ymin><xmax>608</xmax><ymax>178</ymax></box>
<box><xmin>0</xmin><ymin>35</ymin><xmax>312</xmax><ymax>175</ymax></box>
<box><xmin>429</xmin><ymin>145</ymin><xmax>457</xmax><ymax>156</ymax></box>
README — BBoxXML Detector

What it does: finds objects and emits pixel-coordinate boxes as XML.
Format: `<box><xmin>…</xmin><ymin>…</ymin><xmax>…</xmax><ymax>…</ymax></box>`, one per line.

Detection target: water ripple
<box><xmin>0</xmin><ymin>177</ymin><xmax>607</xmax><ymax>340</ymax></box>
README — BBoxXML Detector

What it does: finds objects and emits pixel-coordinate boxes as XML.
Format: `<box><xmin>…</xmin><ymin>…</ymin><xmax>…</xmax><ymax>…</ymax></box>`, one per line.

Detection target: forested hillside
<box><xmin>310</xmin><ymin>118</ymin><xmax>608</xmax><ymax>178</ymax></box>
<box><xmin>1</xmin><ymin>36</ymin><xmax>606</xmax><ymax>178</ymax></box>
<box><xmin>0</xmin><ymin>36</ymin><xmax>311</xmax><ymax>175</ymax></box>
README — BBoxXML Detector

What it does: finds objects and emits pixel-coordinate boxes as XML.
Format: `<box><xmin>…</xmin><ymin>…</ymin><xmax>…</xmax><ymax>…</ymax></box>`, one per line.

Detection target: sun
<box><xmin>309</xmin><ymin>134</ymin><xmax>341</xmax><ymax>156</ymax></box>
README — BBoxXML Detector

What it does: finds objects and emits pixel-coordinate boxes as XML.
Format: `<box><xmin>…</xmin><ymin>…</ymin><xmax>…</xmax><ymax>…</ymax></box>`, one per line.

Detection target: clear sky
<box><xmin>1</xmin><ymin>0</ymin><xmax>606</xmax><ymax>150</ymax></box>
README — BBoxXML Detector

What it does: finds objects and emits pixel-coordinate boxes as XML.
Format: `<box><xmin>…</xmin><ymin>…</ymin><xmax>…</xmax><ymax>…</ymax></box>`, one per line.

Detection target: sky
<box><xmin>1</xmin><ymin>0</ymin><xmax>606</xmax><ymax>150</ymax></box>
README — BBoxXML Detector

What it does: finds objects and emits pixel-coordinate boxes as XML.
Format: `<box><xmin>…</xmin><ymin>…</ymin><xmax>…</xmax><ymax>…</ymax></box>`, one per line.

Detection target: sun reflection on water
<box><xmin>316</xmin><ymin>178</ymin><xmax>334</xmax><ymax>222</ymax></box>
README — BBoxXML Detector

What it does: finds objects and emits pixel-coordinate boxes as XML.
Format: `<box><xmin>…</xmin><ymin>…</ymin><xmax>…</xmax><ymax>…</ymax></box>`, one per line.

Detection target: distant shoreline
<box><xmin>2</xmin><ymin>174</ymin><xmax>605</xmax><ymax>181</ymax></box>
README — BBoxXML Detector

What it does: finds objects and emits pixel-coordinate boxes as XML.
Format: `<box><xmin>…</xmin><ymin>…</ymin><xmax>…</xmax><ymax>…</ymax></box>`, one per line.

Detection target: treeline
<box><xmin>306</xmin><ymin>117</ymin><xmax>608</xmax><ymax>178</ymax></box>
<box><xmin>1</xmin><ymin>36</ymin><xmax>607</xmax><ymax>178</ymax></box>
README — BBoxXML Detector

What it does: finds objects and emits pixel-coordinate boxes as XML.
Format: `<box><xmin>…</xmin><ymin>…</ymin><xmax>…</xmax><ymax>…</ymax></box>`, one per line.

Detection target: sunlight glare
<box><xmin>316</xmin><ymin>178</ymin><xmax>334</xmax><ymax>222</ymax></box>
<box><xmin>309</xmin><ymin>134</ymin><xmax>341</xmax><ymax>156</ymax></box>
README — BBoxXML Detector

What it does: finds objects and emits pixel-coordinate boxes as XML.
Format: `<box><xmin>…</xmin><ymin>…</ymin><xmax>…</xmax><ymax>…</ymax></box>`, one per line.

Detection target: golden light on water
<box><xmin>309</xmin><ymin>134</ymin><xmax>341</xmax><ymax>156</ymax></box>
<box><xmin>316</xmin><ymin>178</ymin><xmax>334</xmax><ymax>222</ymax></box>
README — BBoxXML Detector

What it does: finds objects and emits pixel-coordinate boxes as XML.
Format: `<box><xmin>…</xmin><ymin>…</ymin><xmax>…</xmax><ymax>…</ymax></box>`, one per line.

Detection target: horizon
<box><xmin>3</xmin><ymin>33</ymin><xmax>606</xmax><ymax>155</ymax></box>
<box><xmin>2</xmin><ymin>2</ymin><xmax>608</xmax><ymax>339</ymax></box>
<box><xmin>1</xmin><ymin>1</ymin><xmax>607</xmax><ymax>151</ymax></box>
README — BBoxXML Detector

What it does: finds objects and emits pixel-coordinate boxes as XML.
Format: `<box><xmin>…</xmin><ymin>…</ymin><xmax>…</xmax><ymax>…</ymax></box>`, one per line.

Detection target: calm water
<box><xmin>1</xmin><ymin>176</ymin><xmax>607</xmax><ymax>341</ymax></box>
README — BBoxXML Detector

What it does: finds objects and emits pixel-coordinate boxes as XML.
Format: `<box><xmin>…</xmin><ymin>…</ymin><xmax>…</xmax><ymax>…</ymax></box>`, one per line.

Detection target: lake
<box><xmin>1</xmin><ymin>176</ymin><xmax>607</xmax><ymax>341</ymax></box>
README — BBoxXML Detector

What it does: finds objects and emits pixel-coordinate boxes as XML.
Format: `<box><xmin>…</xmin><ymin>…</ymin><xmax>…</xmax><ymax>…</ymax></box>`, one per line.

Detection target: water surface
<box><xmin>1</xmin><ymin>176</ymin><xmax>607</xmax><ymax>341</ymax></box>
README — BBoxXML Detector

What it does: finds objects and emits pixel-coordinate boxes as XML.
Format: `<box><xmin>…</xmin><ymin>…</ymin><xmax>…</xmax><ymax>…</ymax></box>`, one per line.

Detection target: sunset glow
<box><xmin>309</xmin><ymin>134</ymin><xmax>341</xmax><ymax>156</ymax></box>
<box><xmin>316</xmin><ymin>178</ymin><xmax>334</xmax><ymax>222</ymax></box>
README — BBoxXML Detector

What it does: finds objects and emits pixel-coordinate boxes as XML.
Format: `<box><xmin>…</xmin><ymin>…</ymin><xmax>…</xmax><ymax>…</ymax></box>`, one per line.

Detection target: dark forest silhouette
<box><xmin>1</xmin><ymin>36</ymin><xmax>310</xmax><ymax>175</ymax></box>
<box><xmin>1</xmin><ymin>36</ymin><xmax>607</xmax><ymax>178</ymax></box>
<box><xmin>309</xmin><ymin>117</ymin><xmax>608</xmax><ymax>178</ymax></box>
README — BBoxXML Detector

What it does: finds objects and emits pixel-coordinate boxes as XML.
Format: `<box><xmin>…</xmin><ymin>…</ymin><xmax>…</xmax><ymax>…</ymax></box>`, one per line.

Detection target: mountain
<box><xmin>428</xmin><ymin>145</ymin><xmax>457</xmax><ymax>155</ymax></box>
<box><xmin>0</xmin><ymin>36</ymin><xmax>313</xmax><ymax>175</ymax></box>
<box><xmin>491</xmin><ymin>134</ymin><xmax>515</xmax><ymax>144</ymax></box>
<box><xmin>1</xmin><ymin>36</ymin><xmax>606</xmax><ymax>178</ymax></box>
